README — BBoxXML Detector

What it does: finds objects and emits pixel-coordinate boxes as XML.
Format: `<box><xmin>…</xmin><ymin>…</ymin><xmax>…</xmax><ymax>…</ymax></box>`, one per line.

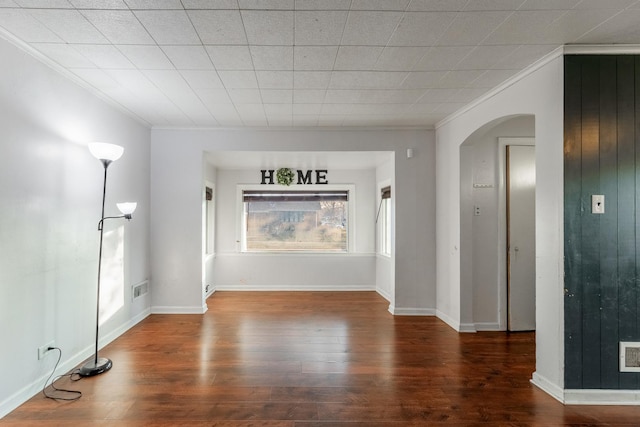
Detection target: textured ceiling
<box><xmin>1</xmin><ymin>0</ymin><xmax>640</xmax><ymax>128</ymax></box>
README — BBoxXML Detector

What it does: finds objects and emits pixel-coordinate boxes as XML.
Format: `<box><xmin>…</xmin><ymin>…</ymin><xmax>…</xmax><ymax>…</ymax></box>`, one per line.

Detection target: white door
<box><xmin>507</xmin><ymin>145</ymin><xmax>536</xmax><ymax>331</ymax></box>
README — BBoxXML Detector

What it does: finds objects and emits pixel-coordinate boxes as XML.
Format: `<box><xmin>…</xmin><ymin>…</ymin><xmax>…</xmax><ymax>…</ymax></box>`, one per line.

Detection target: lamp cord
<box><xmin>42</xmin><ymin>347</ymin><xmax>82</xmax><ymax>402</ymax></box>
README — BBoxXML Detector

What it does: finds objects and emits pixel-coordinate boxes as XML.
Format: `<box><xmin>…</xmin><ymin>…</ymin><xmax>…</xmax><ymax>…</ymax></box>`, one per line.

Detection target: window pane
<box><xmin>245</xmin><ymin>192</ymin><xmax>348</xmax><ymax>252</ymax></box>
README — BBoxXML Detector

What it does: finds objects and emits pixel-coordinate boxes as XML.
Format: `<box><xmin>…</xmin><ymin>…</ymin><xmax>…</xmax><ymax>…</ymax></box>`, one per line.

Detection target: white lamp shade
<box><xmin>88</xmin><ymin>142</ymin><xmax>124</xmax><ymax>162</ymax></box>
<box><xmin>116</xmin><ymin>202</ymin><xmax>137</xmax><ymax>215</ymax></box>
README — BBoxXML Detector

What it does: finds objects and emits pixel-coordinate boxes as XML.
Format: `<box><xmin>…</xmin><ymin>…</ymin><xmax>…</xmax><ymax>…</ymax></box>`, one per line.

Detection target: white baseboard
<box><xmin>389</xmin><ymin>306</ymin><xmax>436</xmax><ymax>316</ymax></box>
<box><xmin>151</xmin><ymin>305</ymin><xmax>208</xmax><ymax>314</ymax></box>
<box><xmin>375</xmin><ymin>287</ymin><xmax>391</xmax><ymax>302</ymax></box>
<box><xmin>564</xmin><ymin>389</ymin><xmax>640</xmax><ymax>405</ymax></box>
<box><xmin>0</xmin><ymin>308</ymin><xmax>151</xmax><ymax>419</ymax></box>
<box><xmin>213</xmin><ymin>284</ymin><xmax>376</xmax><ymax>292</ymax></box>
<box><xmin>531</xmin><ymin>372</ymin><xmax>564</xmax><ymax>403</ymax></box>
<box><xmin>474</xmin><ymin>322</ymin><xmax>502</xmax><ymax>331</ymax></box>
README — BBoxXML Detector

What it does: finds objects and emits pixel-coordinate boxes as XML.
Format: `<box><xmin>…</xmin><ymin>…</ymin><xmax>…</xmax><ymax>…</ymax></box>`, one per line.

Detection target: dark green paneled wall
<box><xmin>564</xmin><ymin>55</ymin><xmax>640</xmax><ymax>389</ymax></box>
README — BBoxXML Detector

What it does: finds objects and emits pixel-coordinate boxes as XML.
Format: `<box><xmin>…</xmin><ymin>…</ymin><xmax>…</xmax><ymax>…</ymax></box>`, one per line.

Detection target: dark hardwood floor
<box><xmin>4</xmin><ymin>291</ymin><xmax>640</xmax><ymax>426</ymax></box>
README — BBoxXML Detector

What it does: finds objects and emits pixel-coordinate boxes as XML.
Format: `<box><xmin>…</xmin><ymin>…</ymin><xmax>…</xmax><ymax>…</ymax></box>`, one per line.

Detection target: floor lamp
<box><xmin>79</xmin><ymin>142</ymin><xmax>136</xmax><ymax>377</ymax></box>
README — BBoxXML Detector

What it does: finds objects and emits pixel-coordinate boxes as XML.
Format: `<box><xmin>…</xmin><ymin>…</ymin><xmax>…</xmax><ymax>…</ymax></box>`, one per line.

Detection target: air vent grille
<box><xmin>620</xmin><ymin>342</ymin><xmax>640</xmax><ymax>372</ymax></box>
<box><xmin>132</xmin><ymin>280</ymin><xmax>149</xmax><ymax>300</ymax></box>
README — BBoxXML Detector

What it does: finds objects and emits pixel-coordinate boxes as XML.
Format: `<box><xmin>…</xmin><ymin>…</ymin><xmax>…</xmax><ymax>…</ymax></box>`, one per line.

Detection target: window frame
<box><xmin>377</xmin><ymin>181</ymin><xmax>392</xmax><ymax>257</ymax></box>
<box><xmin>237</xmin><ymin>184</ymin><xmax>356</xmax><ymax>254</ymax></box>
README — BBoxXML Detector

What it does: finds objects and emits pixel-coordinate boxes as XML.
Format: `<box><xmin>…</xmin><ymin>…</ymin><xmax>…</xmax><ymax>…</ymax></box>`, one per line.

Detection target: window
<box><xmin>242</xmin><ymin>189</ymin><xmax>349</xmax><ymax>252</ymax></box>
<box><xmin>377</xmin><ymin>185</ymin><xmax>391</xmax><ymax>256</ymax></box>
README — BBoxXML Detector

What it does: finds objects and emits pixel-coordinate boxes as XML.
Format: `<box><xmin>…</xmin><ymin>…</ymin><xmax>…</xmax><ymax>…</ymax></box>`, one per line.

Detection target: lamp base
<box><xmin>79</xmin><ymin>357</ymin><xmax>112</xmax><ymax>377</ymax></box>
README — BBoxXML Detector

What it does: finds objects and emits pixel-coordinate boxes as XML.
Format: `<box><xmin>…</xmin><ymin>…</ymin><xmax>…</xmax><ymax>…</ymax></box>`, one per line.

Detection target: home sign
<box><xmin>261</xmin><ymin>168</ymin><xmax>328</xmax><ymax>186</ymax></box>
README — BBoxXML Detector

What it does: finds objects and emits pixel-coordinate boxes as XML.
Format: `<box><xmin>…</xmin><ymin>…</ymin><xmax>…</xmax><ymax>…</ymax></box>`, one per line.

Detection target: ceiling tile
<box><xmin>388</xmin><ymin>11</ymin><xmax>456</xmax><ymax>46</ymax></box>
<box><xmin>412</xmin><ymin>46</ymin><xmax>473</xmax><ymax>71</ymax></box>
<box><xmin>241</xmin><ymin>10</ymin><xmax>293</xmax><ymax>45</ymax></box>
<box><xmin>14</xmin><ymin>0</ymin><xmax>72</xmax><ymax>7</ymax></box>
<box><xmin>334</xmin><ymin>46</ymin><xmax>383</xmax><ymax>70</ymax></box>
<box><xmin>239</xmin><ymin>0</ymin><xmax>293</xmax><ymax>9</ymax></box>
<box><xmin>483</xmin><ymin>10</ymin><xmax>564</xmax><ymax>44</ymax></box>
<box><xmin>540</xmin><ymin>9</ymin><xmax>622</xmax><ymax>44</ymax></box>
<box><xmin>29</xmin><ymin>9</ymin><xmax>108</xmax><ymax>43</ymax></box>
<box><xmin>71</xmin><ymin>68</ymin><xmax>122</xmax><ymax>92</ymax></box>
<box><xmin>518</xmin><ymin>0</ymin><xmax>580</xmax><ymax>9</ymax></box>
<box><xmin>183</xmin><ymin>0</ymin><xmax>238</xmax><ymax>9</ymax></box>
<box><xmin>462</xmin><ymin>0</ymin><xmax>525</xmax><ymax>11</ymax></box>
<box><xmin>261</xmin><ymin>89</ymin><xmax>293</xmax><ymax>103</ymax></box>
<box><xmin>577</xmin><ymin>10</ymin><xmax>640</xmax><ymax>43</ymax></box>
<box><xmin>350</xmin><ymin>0</ymin><xmax>410</xmax><ymax>10</ymax></box>
<box><xmin>264</xmin><ymin>103</ymin><xmax>293</xmax><ymax>116</ymax></box>
<box><xmin>294</xmin><ymin>0</ymin><xmax>350</xmax><ymax>10</ymax></box>
<box><xmin>134</xmin><ymin>10</ymin><xmax>200</xmax><ymax>45</ymax></box>
<box><xmin>74</xmin><ymin>44</ymin><xmax>135</xmax><ymax>68</ymax></box>
<box><xmin>573</xmin><ymin>0</ymin><xmax>637</xmax><ymax>9</ymax></box>
<box><xmin>292</xmin><ymin>115</ymin><xmax>319</xmax><ymax>126</ymax></box>
<box><xmin>198</xmin><ymin>89</ymin><xmax>233</xmax><ymax>105</ymax></box>
<box><xmin>491</xmin><ymin>44</ymin><xmax>557</xmax><ymax>69</ymax></box>
<box><xmin>181</xmin><ymin>70</ymin><xmax>225</xmax><ymax>89</ymax></box>
<box><xmin>0</xmin><ymin>0</ymin><xmax>19</xmax><ymax>5</ymax></box>
<box><xmin>467</xmin><ymin>69</ymin><xmax>518</xmax><ymax>88</ymax></box>
<box><xmin>125</xmin><ymin>0</ymin><xmax>183</xmax><ymax>8</ymax></box>
<box><xmin>70</xmin><ymin>0</ymin><xmax>128</xmax><ymax>8</ymax></box>
<box><xmin>342</xmin><ymin>11</ymin><xmax>404</xmax><ymax>45</ymax></box>
<box><xmin>236</xmin><ymin>104</ymin><xmax>267</xmax><ymax>123</ymax></box>
<box><xmin>188</xmin><ymin>10</ymin><xmax>247</xmax><ymax>45</ymax></box>
<box><xmin>293</xmin><ymin>103</ymin><xmax>322</xmax><ymax>114</ymax></box>
<box><xmin>0</xmin><ymin>9</ymin><xmax>62</xmax><ymax>42</ymax></box>
<box><xmin>436</xmin><ymin>11</ymin><xmax>511</xmax><ymax>45</ymax></box>
<box><xmin>206</xmin><ymin>46</ymin><xmax>253</xmax><ymax>70</ymax></box>
<box><xmin>117</xmin><ymin>45</ymin><xmax>174</xmax><ymax>69</ymax></box>
<box><xmin>317</xmin><ymin>115</ymin><xmax>344</xmax><ymax>126</ymax></box>
<box><xmin>329</xmin><ymin>71</ymin><xmax>408</xmax><ymax>89</ymax></box>
<box><xmin>293</xmin><ymin>89</ymin><xmax>326</xmax><ymax>103</ymax></box>
<box><xmin>81</xmin><ymin>10</ymin><xmax>154</xmax><ymax>44</ymax></box>
<box><xmin>417</xmin><ymin>88</ymin><xmax>460</xmax><ymax>103</ymax></box>
<box><xmin>295</xmin><ymin>11</ymin><xmax>348</xmax><ymax>45</ymax></box>
<box><xmin>31</xmin><ymin>43</ymin><xmax>96</xmax><ymax>68</ymax></box>
<box><xmin>250</xmin><ymin>46</ymin><xmax>293</xmax><ymax>70</ymax></box>
<box><xmin>162</xmin><ymin>46</ymin><xmax>214</xmax><ymax>69</ymax></box>
<box><xmin>294</xmin><ymin>46</ymin><xmax>338</xmax><ymax>71</ymax></box>
<box><xmin>227</xmin><ymin>88</ymin><xmax>262</xmax><ymax>104</ymax></box>
<box><xmin>406</xmin><ymin>0</ymin><xmax>467</xmax><ymax>11</ymax></box>
<box><xmin>218</xmin><ymin>70</ymin><xmax>259</xmax><ymax>88</ymax></box>
<box><xmin>321</xmin><ymin>103</ymin><xmax>354</xmax><ymax>115</ymax></box>
<box><xmin>324</xmin><ymin>89</ymin><xmax>363</xmax><ymax>103</ymax></box>
<box><xmin>454</xmin><ymin>45</ymin><xmax>519</xmax><ymax>70</ymax></box>
<box><xmin>359</xmin><ymin>89</ymin><xmax>425</xmax><ymax>103</ymax></box>
<box><xmin>293</xmin><ymin>71</ymin><xmax>331</xmax><ymax>89</ymax></box>
<box><xmin>374</xmin><ymin>47</ymin><xmax>428</xmax><ymax>71</ymax></box>
<box><xmin>256</xmin><ymin>70</ymin><xmax>293</xmax><ymax>89</ymax></box>
<box><xmin>437</xmin><ymin>70</ymin><xmax>485</xmax><ymax>87</ymax></box>
<box><xmin>269</xmin><ymin>115</ymin><xmax>294</xmax><ymax>126</ymax></box>
<box><xmin>401</xmin><ymin>71</ymin><xmax>447</xmax><ymax>88</ymax></box>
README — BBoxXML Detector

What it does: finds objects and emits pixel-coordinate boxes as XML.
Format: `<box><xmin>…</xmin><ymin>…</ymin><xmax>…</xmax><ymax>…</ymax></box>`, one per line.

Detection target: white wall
<box><xmin>0</xmin><ymin>37</ymin><xmax>150</xmax><ymax>417</ymax></box>
<box><xmin>150</xmin><ymin>128</ymin><xmax>435</xmax><ymax>315</ymax></box>
<box><xmin>435</xmin><ymin>53</ymin><xmax>565</xmax><ymax>393</ymax></box>
<box><xmin>212</xmin><ymin>168</ymin><xmax>376</xmax><ymax>290</ymax></box>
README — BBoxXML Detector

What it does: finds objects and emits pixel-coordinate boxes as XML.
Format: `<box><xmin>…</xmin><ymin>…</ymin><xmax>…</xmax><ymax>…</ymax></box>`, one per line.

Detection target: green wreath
<box><xmin>276</xmin><ymin>167</ymin><xmax>295</xmax><ymax>186</ymax></box>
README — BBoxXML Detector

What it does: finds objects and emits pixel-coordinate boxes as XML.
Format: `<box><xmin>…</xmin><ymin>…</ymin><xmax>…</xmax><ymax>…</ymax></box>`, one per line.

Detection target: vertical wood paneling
<box><xmin>617</xmin><ymin>56</ymin><xmax>638</xmax><ymax>390</ymax></box>
<box><xmin>599</xmin><ymin>56</ymin><xmax>620</xmax><ymax>389</ymax></box>
<box><xmin>564</xmin><ymin>56</ymin><xmax>584</xmax><ymax>388</ymax></box>
<box><xmin>564</xmin><ymin>55</ymin><xmax>640</xmax><ymax>390</ymax></box>
<box><xmin>580</xmin><ymin>57</ymin><xmax>602</xmax><ymax>388</ymax></box>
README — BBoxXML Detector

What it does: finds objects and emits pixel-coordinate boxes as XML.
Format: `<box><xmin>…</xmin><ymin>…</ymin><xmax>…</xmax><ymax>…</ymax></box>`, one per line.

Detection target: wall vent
<box><xmin>132</xmin><ymin>280</ymin><xmax>149</xmax><ymax>300</ymax></box>
<box><xmin>620</xmin><ymin>342</ymin><xmax>640</xmax><ymax>372</ymax></box>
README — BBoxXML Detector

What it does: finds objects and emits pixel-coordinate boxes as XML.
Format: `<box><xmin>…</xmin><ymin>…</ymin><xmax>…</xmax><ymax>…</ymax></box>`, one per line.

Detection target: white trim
<box><xmin>376</xmin><ymin>286</ymin><xmax>392</xmax><ymax>303</ymax></box>
<box><xmin>436</xmin><ymin>309</ymin><xmax>461</xmax><ymax>331</ymax></box>
<box><xmin>205</xmin><ymin>286</ymin><xmax>216</xmax><ymax>299</ymax></box>
<box><xmin>436</xmin><ymin>46</ymin><xmax>564</xmax><ymax>129</ymax></box>
<box><xmin>474</xmin><ymin>322</ymin><xmax>502</xmax><ymax>331</ymax></box>
<box><xmin>563</xmin><ymin>44</ymin><xmax>640</xmax><ymax>55</ymax></box>
<box><xmin>389</xmin><ymin>307</ymin><xmax>436</xmax><ymax>316</ymax></box>
<box><xmin>564</xmin><ymin>389</ymin><xmax>640</xmax><ymax>405</ymax></box>
<box><xmin>214</xmin><ymin>284</ymin><xmax>375</xmax><ymax>292</ymax></box>
<box><xmin>458</xmin><ymin>323</ymin><xmax>477</xmax><ymax>333</ymax></box>
<box><xmin>531</xmin><ymin>372</ymin><xmax>565</xmax><ymax>403</ymax></box>
<box><xmin>0</xmin><ymin>308</ymin><xmax>151</xmax><ymax>419</ymax></box>
<box><xmin>214</xmin><ymin>251</ymin><xmax>376</xmax><ymax>257</ymax></box>
<box><xmin>151</xmin><ymin>305</ymin><xmax>207</xmax><ymax>314</ymax></box>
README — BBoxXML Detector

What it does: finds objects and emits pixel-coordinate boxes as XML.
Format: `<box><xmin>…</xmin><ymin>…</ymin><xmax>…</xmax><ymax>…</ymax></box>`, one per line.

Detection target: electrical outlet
<box><xmin>37</xmin><ymin>341</ymin><xmax>55</xmax><ymax>360</ymax></box>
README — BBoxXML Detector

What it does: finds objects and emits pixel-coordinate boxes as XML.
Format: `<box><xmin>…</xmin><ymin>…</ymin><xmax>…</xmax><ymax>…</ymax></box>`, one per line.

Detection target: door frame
<box><xmin>497</xmin><ymin>137</ymin><xmax>535</xmax><ymax>331</ymax></box>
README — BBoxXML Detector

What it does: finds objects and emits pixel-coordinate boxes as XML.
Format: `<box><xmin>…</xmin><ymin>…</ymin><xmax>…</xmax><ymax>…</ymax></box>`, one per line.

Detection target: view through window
<box><xmin>243</xmin><ymin>190</ymin><xmax>348</xmax><ymax>252</ymax></box>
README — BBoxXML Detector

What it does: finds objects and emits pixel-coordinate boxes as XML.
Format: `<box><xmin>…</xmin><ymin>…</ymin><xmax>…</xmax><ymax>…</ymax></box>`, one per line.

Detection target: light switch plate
<box><xmin>592</xmin><ymin>195</ymin><xmax>605</xmax><ymax>214</ymax></box>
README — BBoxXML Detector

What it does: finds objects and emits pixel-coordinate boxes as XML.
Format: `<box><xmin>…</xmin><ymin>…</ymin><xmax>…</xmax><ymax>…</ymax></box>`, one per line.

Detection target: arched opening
<box><xmin>459</xmin><ymin>115</ymin><xmax>535</xmax><ymax>331</ymax></box>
